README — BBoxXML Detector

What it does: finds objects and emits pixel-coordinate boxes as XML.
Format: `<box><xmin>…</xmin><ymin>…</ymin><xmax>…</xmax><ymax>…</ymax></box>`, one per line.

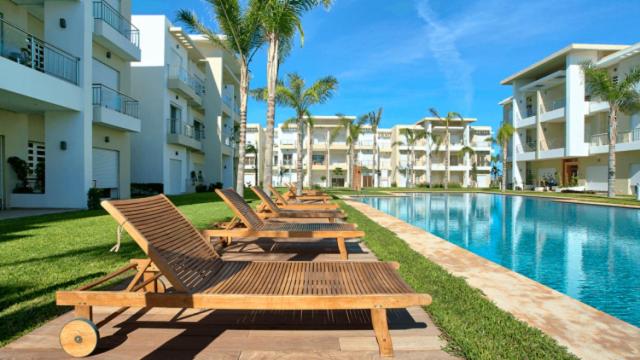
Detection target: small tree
<box><xmin>583</xmin><ymin>63</ymin><xmax>640</xmax><ymax>197</ymax></box>
<box><xmin>7</xmin><ymin>157</ymin><xmax>30</xmax><ymax>192</ymax></box>
<box><xmin>331</xmin><ymin>115</ymin><xmax>367</xmax><ymax>188</ymax></box>
<box><xmin>461</xmin><ymin>145</ymin><xmax>475</xmax><ymax>188</ymax></box>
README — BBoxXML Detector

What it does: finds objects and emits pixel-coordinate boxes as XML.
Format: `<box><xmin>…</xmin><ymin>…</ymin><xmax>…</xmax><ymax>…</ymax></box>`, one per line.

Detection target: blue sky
<box><xmin>133</xmin><ymin>0</ymin><xmax>640</xmax><ymax>131</ymax></box>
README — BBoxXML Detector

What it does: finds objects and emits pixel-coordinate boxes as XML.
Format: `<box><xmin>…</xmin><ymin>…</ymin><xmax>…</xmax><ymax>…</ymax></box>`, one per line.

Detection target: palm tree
<box><xmin>429</xmin><ymin>108</ymin><xmax>464</xmax><ymax>190</ymax></box>
<box><xmin>491</xmin><ymin>122</ymin><xmax>515</xmax><ymax>192</ymax></box>
<box><xmin>584</xmin><ymin>63</ymin><xmax>640</xmax><ymax>197</ymax></box>
<box><xmin>304</xmin><ymin>116</ymin><xmax>315</xmax><ymax>189</ymax></box>
<box><xmin>461</xmin><ymin>145</ymin><xmax>476</xmax><ymax>188</ymax></box>
<box><xmin>490</xmin><ymin>154</ymin><xmax>501</xmax><ymax>187</ymax></box>
<box><xmin>253</xmin><ymin>73</ymin><xmax>337</xmax><ymax>195</ymax></box>
<box><xmin>367</xmin><ymin>107</ymin><xmax>383</xmax><ymax>187</ymax></box>
<box><xmin>177</xmin><ymin>1</ymin><xmax>263</xmax><ymax>196</ymax></box>
<box><xmin>425</xmin><ymin>132</ymin><xmax>442</xmax><ymax>188</ymax></box>
<box><xmin>331</xmin><ymin>115</ymin><xmax>367</xmax><ymax>188</ymax></box>
<box><xmin>325</xmin><ymin>128</ymin><xmax>333</xmax><ymax>187</ymax></box>
<box><xmin>393</xmin><ymin>128</ymin><xmax>426</xmax><ymax>188</ymax></box>
<box><xmin>257</xmin><ymin>0</ymin><xmax>333</xmax><ymax>194</ymax></box>
<box><xmin>245</xmin><ymin>144</ymin><xmax>258</xmax><ymax>186</ymax></box>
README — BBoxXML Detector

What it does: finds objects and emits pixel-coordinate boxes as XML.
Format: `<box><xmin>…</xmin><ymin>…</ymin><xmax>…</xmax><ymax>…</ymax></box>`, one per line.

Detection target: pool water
<box><xmin>359</xmin><ymin>193</ymin><xmax>640</xmax><ymax>327</ymax></box>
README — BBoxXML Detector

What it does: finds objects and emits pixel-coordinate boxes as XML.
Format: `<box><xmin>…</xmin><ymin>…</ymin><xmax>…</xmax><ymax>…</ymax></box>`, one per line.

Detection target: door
<box><xmin>92</xmin><ymin>148</ymin><xmax>119</xmax><ymax>197</ymax></box>
<box><xmin>92</xmin><ymin>59</ymin><xmax>120</xmax><ymax>111</ymax></box>
<box><xmin>586</xmin><ymin>165</ymin><xmax>608</xmax><ymax>192</ymax></box>
<box><xmin>631</xmin><ymin>164</ymin><xmax>640</xmax><ymax>195</ymax></box>
<box><xmin>169</xmin><ymin>159</ymin><xmax>182</xmax><ymax>194</ymax></box>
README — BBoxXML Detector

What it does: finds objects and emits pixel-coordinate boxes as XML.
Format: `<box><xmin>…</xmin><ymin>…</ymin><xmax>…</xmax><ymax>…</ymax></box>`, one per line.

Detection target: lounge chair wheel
<box><xmin>59</xmin><ymin>318</ymin><xmax>99</xmax><ymax>357</ymax></box>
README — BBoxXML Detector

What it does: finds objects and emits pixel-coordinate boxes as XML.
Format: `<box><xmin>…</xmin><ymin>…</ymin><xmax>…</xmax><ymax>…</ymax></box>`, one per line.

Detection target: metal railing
<box><xmin>222</xmin><ymin>93</ymin><xmax>239</xmax><ymax>113</ymax></box>
<box><xmin>0</xmin><ymin>17</ymin><xmax>79</xmax><ymax>85</ymax></box>
<box><xmin>167</xmin><ymin>118</ymin><xmax>204</xmax><ymax>141</ymax></box>
<box><xmin>93</xmin><ymin>84</ymin><xmax>139</xmax><ymax>118</ymax></box>
<box><xmin>544</xmin><ymin>98</ymin><xmax>566</xmax><ymax>112</ymax></box>
<box><xmin>93</xmin><ymin>0</ymin><xmax>140</xmax><ymax>47</ymax></box>
<box><xmin>167</xmin><ymin>65</ymin><xmax>205</xmax><ymax>96</ymax></box>
<box><xmin>222</xmin><ymin>129</ymin><xmax>236</xmax><ymax>148</ymax></box>
<box><xmin>524</xmin><ymin>140</ymin><xmax>537</xmax><ymax>152</ymax></box>
<box><xmin>540</xmin><ymin>138</ymin><xmax>564</xmax><ymax>151</ymax></box>
<box><xmin>591</xmin><ymin>129</ymin><xmax>640</xmax><ymax>146</ymax></box>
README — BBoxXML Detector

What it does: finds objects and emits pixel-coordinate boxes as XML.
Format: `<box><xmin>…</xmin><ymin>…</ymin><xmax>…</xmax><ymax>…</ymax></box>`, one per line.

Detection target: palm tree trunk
<box><xmin>349</xmin><ymin>147</ymin><xmax>355</xmax><ymax>188</ymax></box>
<box><xmin>608</xmin><ymin>108</ymin><xmax>617</xmax><ymax>198</ymax></box>
<box><xmin>444</xmin><ymin>129</ymin><xmax>450</xmax><ymax>190</ymax></box>
<box><xmin>411</xmin><ymin>147</ymin><xmax>415</xmax><ymax>187</ymax></box>
<box><xmin>262</xmin><ymin>34</ymin><xmax>279</xmax><ymax>194</ymax></box>
<box><xmin>296</xmin><ymin>121</ymin><xmax>304</xmax><ymax>196</ymax></box>
<box><xmin>502</xmin><ymin>141</ymin><xmax>507</xmax><ymax>192</ymax></box>
<box><xmin>306</xmin><ymin>125</ymin><xmax>313</xmax><ymax>189</ymax></box>
<box><xmin>372</xmin><ymin>132</ymin><xmax>378</xmax><ymax>187</ymax></box>
<box><xmin>235</xmin><ymin>63</ymin><xmax>249</xmax><ymax>195</ymax></box>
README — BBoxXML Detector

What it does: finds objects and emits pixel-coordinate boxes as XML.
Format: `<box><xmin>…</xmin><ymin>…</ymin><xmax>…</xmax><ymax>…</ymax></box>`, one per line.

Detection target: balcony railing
<box><xmin>222</xmin><ymin>130</ymin><xmax>236</xmax><ymax>148</ymax></box>
<box><xmin>168</xmin><ymin>66</ymin><xmax>205</xmax><ymax>96</ymax></box>
<box><xmin>540</xmin><ymin>138</ymin><xmax>564</xmax><ymax>151</ymax></box>
<box><xmin>167</xmin><ymin>118</ymin><xmax>205</xmax><ymax>141</ymax></box>
<box><xmin>544</xmin><ymin>99</ymin><xmax>566</xmax><ymax>112</ymax></box>
<box><xmin>93</xmin><ymin>84</ymin><xmax>139</xmax><ymax>118</ymax></box>
<box><xmin>93</xmin><ymin>0</ymin><xmax>140</xmax><ymax>47</ymax></box>
<box><xmin>591</xmin><ymin>129</ymin><xmax>640</xmax><ymax>146</ymax></box>
<box><xmin>0</xmin><ymin>17</ymin><xmax>79</xmax><ymax>85</ymax></box>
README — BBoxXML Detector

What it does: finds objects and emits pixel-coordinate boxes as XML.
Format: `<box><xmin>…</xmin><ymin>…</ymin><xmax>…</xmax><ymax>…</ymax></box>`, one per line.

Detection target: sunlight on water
<box><xmin>360</xmin><ymin>193</ymin><xmax>640</xmax><ymax>327</ymax></box>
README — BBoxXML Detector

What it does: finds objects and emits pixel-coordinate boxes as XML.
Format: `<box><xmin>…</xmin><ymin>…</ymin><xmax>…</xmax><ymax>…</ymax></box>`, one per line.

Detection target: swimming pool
<box><xmin>359</xmin><ymin>193</ymin><xmax>640</xmax><ymax>327</ymax></box>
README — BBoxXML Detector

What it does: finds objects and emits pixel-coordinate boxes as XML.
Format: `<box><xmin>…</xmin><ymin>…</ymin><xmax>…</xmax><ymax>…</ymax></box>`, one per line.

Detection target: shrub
<box><xmin>312</xmin><ymin>184</ymin><xmax>321</xmax><ymax>190</ymax></box>
<box><xmin>417</xmin><ymin>182</ymin><xmax>429</xmax><ymax>188</ymax></box>
<box><xmin>195</xmin><ymin>184</ymin><xmax>208</xmax><ymax>193</ymax></box>
<box><xmin>131</xmin><ymin>183</ymin><xmax>163</xmax><ymax>197</ymax></box>
<box><xmin>87</xmin><ymin>188</ymin><xmax>102</xmax><ymax>210</ymax></box>
<box><xmin>448</xmin><ymin>183</ymin><xmax>462</xmax><ymax>189</ymax></box>
<box><xmin>7</xmin><ymin>156</ymin><xmax>31</xmax><ymax>193</ymax></box>
<box><xmin>391</xmin><ymin>182</ymin><xmax>397</xmax><ymax>188</ymax></box>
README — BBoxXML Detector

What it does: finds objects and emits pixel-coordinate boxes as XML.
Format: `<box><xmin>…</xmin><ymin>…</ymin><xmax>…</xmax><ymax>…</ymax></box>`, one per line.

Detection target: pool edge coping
<box><xmin>343</xmin><ymin>196</ymin><xmax>640</xmax><ymax>360</ymax></box>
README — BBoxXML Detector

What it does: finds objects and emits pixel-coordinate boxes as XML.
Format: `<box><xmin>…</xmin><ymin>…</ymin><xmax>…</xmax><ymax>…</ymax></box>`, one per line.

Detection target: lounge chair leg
<box><xmin>75</xmin><ymin>305</ymin><xmax>92</xmax><ymax>322</ymax></box>
<box><xmin>371</xmin><ymin>308</ymin><xmax>393</xmax><ymax>357</ymax></box>
<box><xmin>143</xmin><ymin>272</ymin><xmax>156</xmax><ymax>292</ymax></box>
<box><xmin>337</xmin><ymin>237</ymin><xmax>348</xmax><ymax>260</ymax></box>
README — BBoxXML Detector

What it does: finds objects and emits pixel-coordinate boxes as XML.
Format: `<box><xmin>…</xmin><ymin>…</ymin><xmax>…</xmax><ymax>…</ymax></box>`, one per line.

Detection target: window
<box><xmin>27</xmin><ymin>141</ymin><xmax>45</xmax><ymax>193</ymax></box>
<box><xmin>169</xmin><ymin>104</ymin><xmax>182</xmax><ymax>134</ymax></box>
<box><xmin>312</xmin><ymin>154</ymin><xmax>325</xmax><ymax>165</ymax></box>
<box><xmin>283</xmin><ymin>153</ymin><xmax>293</xmax><ymax>165</ymax></box>
<box><xmin>193</xmin><ymin>120</ymin><xmax>205</xmax><ymax>140</ymax></box>
<box><xmin>273</xmin><ymin>155</ymin><xmax>278</xmax><ymax>165</ymax></box>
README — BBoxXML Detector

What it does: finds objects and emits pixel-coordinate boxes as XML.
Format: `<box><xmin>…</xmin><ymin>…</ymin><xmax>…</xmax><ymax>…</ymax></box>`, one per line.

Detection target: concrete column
<box><xmin>565</xmin><ymin>51</ymin><xmax>597</xmax><ymax>157</ymax></box>
<box><xmin>202</xmin><ymin>54</ymin><xmax>225</xmax><ymax>185</ymax></box>
<box><xmin>463</xmin><ymin>124</ymin><xmax>470</xmax><ymax>187</ymax></box>
<box><xmin>424</xmin><ymin>122</ymin><xmax>432</xmax><ymax>184</ymax></box>
<box><xmin>43</xmin><ymin>0</ymin><xmax>92</xmax><ymax>208</ymax></box>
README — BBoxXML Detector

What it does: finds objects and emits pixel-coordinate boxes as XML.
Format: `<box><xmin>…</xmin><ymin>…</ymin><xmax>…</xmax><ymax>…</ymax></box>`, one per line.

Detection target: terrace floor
<box><xmin>0</xmin><ymin>234</ymin><xmax>455</xmax><ymax>359</ymax></box>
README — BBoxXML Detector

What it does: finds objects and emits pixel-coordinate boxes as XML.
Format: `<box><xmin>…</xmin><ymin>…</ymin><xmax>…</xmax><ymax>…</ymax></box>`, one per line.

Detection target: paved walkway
<box><xmin>0</xmin><ymin>208</ymin><xmax>75</xmax><ymax>220</ymax></box>
<box><xmin>346</xmin><ymin>198</ymin><xmax>640</xmax><ymax>360</ymax></box>
<box><xmin>0</xmin><ymin>232</ymin><xmax>456</xmax><ymax>359</ymax></box>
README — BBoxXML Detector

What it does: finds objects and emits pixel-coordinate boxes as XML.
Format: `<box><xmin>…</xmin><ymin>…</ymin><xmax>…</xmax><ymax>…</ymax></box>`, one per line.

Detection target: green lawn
<box><xmin>0</xmin><ymin>191</ymin><xmax>258</xmax><ymax>347</ymax></box>
<box><xmin>337</xmin><ymin>200</ymin><xmax>578</xmax><ymax>359</ymax></box>
<box><xmin>325</xmin><ymin>187</ymin><xmax>640</xmax><ymax>207</ymax></box>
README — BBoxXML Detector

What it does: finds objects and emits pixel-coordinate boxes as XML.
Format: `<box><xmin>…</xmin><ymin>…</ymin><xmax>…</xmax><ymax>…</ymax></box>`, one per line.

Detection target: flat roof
<box><xmin>596</xmin><ymin>42</ymin><xmax>640</xmax><ymax>68</ymax></box>
<box><xmin>415</xmin><ymin>116</ymin><xmax>476</xmax><ymax>126</ymax></box>
<box><xmin>500</xmin><ymin>44</ymin><xmax>628</xmax><ymax>85</ymax></box>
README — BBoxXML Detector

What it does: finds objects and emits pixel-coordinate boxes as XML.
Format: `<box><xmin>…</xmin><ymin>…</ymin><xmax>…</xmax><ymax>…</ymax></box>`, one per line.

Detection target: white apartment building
<box><xmin>130</xmin><ymin>16</ymin><xmax>241</xmax><ymax>195</ymax></box>
<box><xmin>0</xmin><ymin>0</ymin><xmax>141</xmax><ymax>209</ymax></box>
<box><xmin>243</xmin><ymin>123</ymin><xmax>264</xmax><ymax>186</ymax></box>
<box><xmin>393</xmin><ymin>119</ymin><xmax>493</xmax><ymax>188</ymax></box>
<box><xmin>501</xmin><ymin>43</ymin><xmax>640</xmax><ymax>194</ymax></box>
<box><xmin>252</xmin><ymin>116</ymin><xmax>492</xmax><ymax>188</ymax></box>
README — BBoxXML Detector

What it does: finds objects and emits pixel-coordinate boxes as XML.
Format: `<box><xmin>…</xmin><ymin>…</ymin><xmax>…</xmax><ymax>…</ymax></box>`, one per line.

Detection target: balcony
<box><xmin>0</xmin><ymin>17</ymin><xmax>80</xmax><ymax>86</ymax></box>
<box><xmin>540</xmin><ymin>99</ymin><xmax>565</xmax><ymax>122</ymax></box>
<box><xmin>167</xmin><ymin>66</ymin><xmax>205</xmax><ymax>107</ymax></box>
<box><xmin>92</xmin><ymin>84</ymin><xmax>140</xmax><ymax>132</ymax></box>
<box><xmin>92</xmin><ymin>0</ymin><xmax>141</xmax><ymax>61</ymax></box>
<box><xmin>222</xmin><ymin>94</ymin><xmax>240</xmax><ymax>117</ymax></box>
<box><xmin>590</xmin><ymin>129</ymin><xmax>640</xmax><ymax>153</ymax></box>
<box><xmin>167</xmin><ymin>118</ymin><xmax>203</xmax><ymax>151</ymax></box>
<box><xmin>539</xmin><ymin>138</ymin><xmax>565</xmax><ymax>159</ymax></box>
<box><xmin>222</xmin><ymin>130</ymin><xmax>236</xmax><ymax>155</ymax></box>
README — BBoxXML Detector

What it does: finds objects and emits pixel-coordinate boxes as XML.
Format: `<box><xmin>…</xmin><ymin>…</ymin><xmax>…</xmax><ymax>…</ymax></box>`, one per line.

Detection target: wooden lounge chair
<box><xmin>269</xmin><ymin>185</ymin><xmax>339</xmax><ymax>210</ymax></box>
<box><xmin>284</xmin><ymin>188</ymin><xmax>332</xmax><ymax>203</ymax></box>
<box><xmin>286</xmin><ymin>182</ymin><xmax>325</xmax><ymax>196</ymax></box>
<box><xmin>208</xmin><ymin>189</ymin><xmax>362</xmax><ymax>260</ymax></box>
<box><xmin>252</xmin><ymin>186</ymin><xmax>346</xmax><ymax>222</ymax></box>
<box><xmin>55</xmin><ymin>194</ymin><xmax>431</xmax><ymax>357</ymax></box>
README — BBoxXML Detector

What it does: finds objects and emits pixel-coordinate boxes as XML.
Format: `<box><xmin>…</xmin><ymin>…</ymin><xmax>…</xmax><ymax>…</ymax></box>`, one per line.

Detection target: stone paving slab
<box><xmin>0</xmin><ymin>231</ymin><xmax>453</xmax><ymax>359</ymax></box>
<box><xmin>346</xmin><ymin>198</ymin><xmax>640</xmax><ymax>360</ymax></box>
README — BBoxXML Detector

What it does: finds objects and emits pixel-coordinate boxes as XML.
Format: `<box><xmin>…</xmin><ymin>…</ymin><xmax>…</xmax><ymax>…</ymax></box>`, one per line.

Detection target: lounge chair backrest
<box><xmin>101</xmin><ymin>195</ymin><xmax>223</xmax><ymax>293</ymax></box>
<box><xmin>268</xmin><ymin>185</ymin><xmax>289</xmax><ymax>205</ymax></box>
<box><xmin>215</xmin><ymin>188</ymin><xmax>264</xmax><ymax>229</ymax></box>
<box><xmin>251</xmin><ymin>186</ymin><xmax>279</xmax><ymax>213</ymax></box>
